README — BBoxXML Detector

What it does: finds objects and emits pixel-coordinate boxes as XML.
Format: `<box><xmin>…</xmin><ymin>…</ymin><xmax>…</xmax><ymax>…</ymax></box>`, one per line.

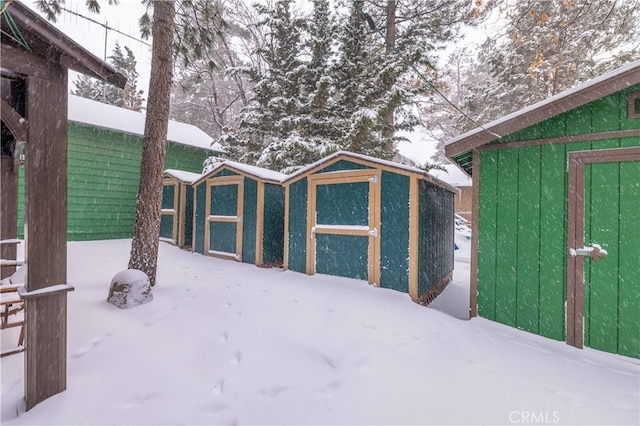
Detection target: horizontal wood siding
<box><xmin>380</xmin><ymin>171</ymin><xmax>409</xmax><ymax>293</ymax></box>
<box><xmin>17</xmin><ymin>122</ymin><xmax>211</xmax><ymax>240</ymax></box>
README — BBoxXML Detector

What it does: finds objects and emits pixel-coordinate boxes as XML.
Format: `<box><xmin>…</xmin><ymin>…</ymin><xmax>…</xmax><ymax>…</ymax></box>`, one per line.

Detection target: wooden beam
<box><xmin>255</xmin><ymin>182</ymin><xmax>265</xmax><ymax>266</ymax></box>
<box><xmin>408</xmin><ymin>176</ymin><xmax>419</xmax><ymax>300</ymax></box>
<box><xmin>0</xmin><ymin>44</ymin><xmax>50</xmax><ymax>80</ymax></box>
<box><xmin>0</xmin><ymin>99</ymin><xmax>27</xmax><ymax>142</ymax></box>
<box><xmin>24</xmin><ymin>73</ymin><xmax>69</xmax><ymax>410</ymax></box>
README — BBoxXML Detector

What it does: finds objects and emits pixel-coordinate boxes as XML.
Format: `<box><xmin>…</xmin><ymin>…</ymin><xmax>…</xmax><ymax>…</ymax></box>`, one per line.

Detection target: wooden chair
<box><xmin>1</xmin><ymin>282</ymin><xmax>25</xmax><ymax>348</ymax></box>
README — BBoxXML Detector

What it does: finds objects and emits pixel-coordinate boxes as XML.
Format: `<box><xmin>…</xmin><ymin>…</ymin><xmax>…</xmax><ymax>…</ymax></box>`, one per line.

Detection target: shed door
<box><xmin>206</xmin><ymin>176</ymin><xmax>244</xmax><ymax>260</ymax></box>
<box><xmin>160</xmin><ymin>179</ymin><xmax>178</xmax><ymax>243</ymax></box>
<box><xmin>307</xmin><ymin>170</ymin><xmax>381</xmax><ymax>284</ymax></box>
<box><xmin>567</xmin><ymin>147</ymin><xmax>640</xmax><ymax>358</ymax></box>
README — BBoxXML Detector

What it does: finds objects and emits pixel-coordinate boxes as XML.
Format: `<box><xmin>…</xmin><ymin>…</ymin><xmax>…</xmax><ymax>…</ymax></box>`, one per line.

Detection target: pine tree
<box><xmin>72</xmin><ymin>42</ymin><xmax>145</xmax><ymax>111</ymax></box>
<box><xmin>234</xmin><ymin>0</ymin><xmax>307</xmax><ymax>170</ymax></box>
<box><xmin>455</xmin><ymin>0</ymin><xmax>640</xmax><ymax>131</ymax></box>
<box><xmin>41</xmin><ymin>0</ymin><xmax>227</xmax><ymax>286</ymax></box>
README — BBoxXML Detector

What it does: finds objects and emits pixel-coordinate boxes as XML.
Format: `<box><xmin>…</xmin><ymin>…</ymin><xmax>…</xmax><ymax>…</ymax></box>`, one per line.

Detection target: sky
<box><xmin>1</xmin><ymin>237</ymin><xmax>638</xmax><ymax>425</ymax></box>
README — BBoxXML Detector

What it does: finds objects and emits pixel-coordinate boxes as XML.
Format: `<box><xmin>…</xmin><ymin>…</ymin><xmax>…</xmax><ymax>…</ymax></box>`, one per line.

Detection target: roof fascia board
<box><xmin>6</xmin><ymin>1</ymin><xmax>126</xmax><ymax>88</ymax></box>
<box><xmin>445</xmin><ymin>64</ymin><xmax>640</xmax><ymax>158</ymax></box>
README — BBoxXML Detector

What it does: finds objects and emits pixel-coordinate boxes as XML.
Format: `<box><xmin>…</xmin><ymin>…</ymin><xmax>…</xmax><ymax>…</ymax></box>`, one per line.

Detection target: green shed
<box><xmin>282</xmin><ymin>151</ymin><xmax>458</xmax><ymax>305</ymax></box>
<box><xmin>192</xmin><ymin>161</ymin><xmax>286</xmax><ymax>266</ymax></box>
<box><xmin>16</xmin><ymin>94</ymin><xmax>224</xmax><ymax>241</ymax></box>
<box><xmin>161</xmin><ymin>169</ymin><xmax>202</xmax><ymax>248</ymax></box>
<box><xmin>445</xmin><ymin>61</ymin><xmax>640</xmax><ymax>358</ymax></box>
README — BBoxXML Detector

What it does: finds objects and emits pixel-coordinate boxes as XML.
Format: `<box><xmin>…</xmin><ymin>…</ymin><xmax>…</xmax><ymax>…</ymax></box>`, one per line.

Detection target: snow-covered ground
<box><xmin>1</xmin><ymin>239</ymin><xmax>638</xmax><ymax>425</ymax></box>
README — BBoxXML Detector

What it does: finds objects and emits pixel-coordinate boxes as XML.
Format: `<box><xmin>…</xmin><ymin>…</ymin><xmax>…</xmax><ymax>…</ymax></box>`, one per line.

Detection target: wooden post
<box><xmin>23</xmin><ymin>67</ymin><xmax>71</xmax><ymax>410</ymax></box>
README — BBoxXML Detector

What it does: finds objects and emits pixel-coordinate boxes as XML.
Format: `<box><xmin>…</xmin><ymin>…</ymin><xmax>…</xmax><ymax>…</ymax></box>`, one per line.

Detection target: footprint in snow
<box><xmin>259</xmin><ymin>386</ymin><xmax>286</xmax><ymax>400</ymax></box>
<box><xmin>354</xmin><ymin>356</ymin><xmax>369</xmax><ymax>371</ymax></box>
<box><xmin>211</xmin><ymin>380</ymin><xmax>225</xmax><ymax>396</ymax></box>
<box><xmin>200</xmin><ymin>403</ymin><xmax>228</xmax><ymax>416</ymax></box>
<box><xmin>155</xmin><ymin>305</ymin><xmax>178</xmax><ymax>318</ymax></box>
<box><xmin>219</xmin><ymin>332</ymin><xmax>228</xmax><ymax>343</ymax></box>
<box><xmin>229</xmin><ymin>352</ymin><xmax>241</xmax><ymax>365</ymax></box>
<box><xmin>361</xmin><ymin>322</ymin><xmax>377</xmax><ymax>330</ymax></box>
<box><xmin>318</xmin><ymin>381</ymin><xmax>340</xmax><ymax>400</ymax></box>
<box><xmin>70</xmin><ymin>332</ymin><xmax>111</xmax><ymax>359</ymax></box>
<box><xmin>120</xmin><ymin>392</ymin><xmax>162</xmax><ymax>410</ymax></box>
<box><xmin>232</xmin><ymin>311</ymin><xmax>242</xmax><ymax>319</ymax></box>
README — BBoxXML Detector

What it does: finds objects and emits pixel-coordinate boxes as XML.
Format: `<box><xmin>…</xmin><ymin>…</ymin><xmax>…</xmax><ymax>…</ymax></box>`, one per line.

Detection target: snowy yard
<box><xmin>1</xmin><ymin>239</ymin><xmax>638</xmax><ymax>425</ymax></box>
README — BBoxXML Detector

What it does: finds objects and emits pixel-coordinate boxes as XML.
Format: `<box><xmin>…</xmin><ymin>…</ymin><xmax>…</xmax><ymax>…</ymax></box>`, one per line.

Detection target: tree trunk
<box><xmin>383</xmin><ymin>0</ymin><xmax>396</xmax><ymax>150</ymax></box>
<box><xmin>128</xmin><ymin>0</ymin><xmax>175</xmax><ymax>286</ymax></box>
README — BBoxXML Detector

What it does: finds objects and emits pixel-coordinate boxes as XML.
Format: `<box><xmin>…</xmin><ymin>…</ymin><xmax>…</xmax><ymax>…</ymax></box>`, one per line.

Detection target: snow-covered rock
<box><xmin>107</xmin><ymin>269</ymin><xmax>152</xmax><ymax>309</ymax></box>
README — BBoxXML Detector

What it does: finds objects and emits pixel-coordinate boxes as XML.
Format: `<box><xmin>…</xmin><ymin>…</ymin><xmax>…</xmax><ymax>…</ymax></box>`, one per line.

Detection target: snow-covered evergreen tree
<box><xmin>454</xmin><ymin>0</ymin><xmax>640</xmax><ymax>133</ymax></box>
<box><xmin>73</xmin><ymin>42</ymin><xmax>144</xmax><ymax>111</ymax></box>
<box><xmin>233</xmin><ymin>0</ymin><xmax>306</xmax><ymax>169</ymax></box>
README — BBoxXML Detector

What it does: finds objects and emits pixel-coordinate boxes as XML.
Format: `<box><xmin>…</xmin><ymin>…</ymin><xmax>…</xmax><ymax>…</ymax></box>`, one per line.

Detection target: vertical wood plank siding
<box><xmin>380</xmin><ymin>171</ymin><xmax>409</xmax><ymax>293</ymax></box>
<box><xmin>476</xmin><ymin>85</ymin><xmax>640</xmax><ymax>342</ymax></box>
<box><xmin>16</xmin><ymin>123</ymin><xmax>212</xmax><ymax>240</ymax></box>
<box><xmin>286</xmin><ymin>178</ymin><xmax>308</xmax><ymax>273</ymax></box>
<box><xmin>262</xmin><ymin>184</ymin><xmax>285</xmax><ymax>265</ymax></box>
<box><xmin>242</xmin><ymin>177</ymin><xmax>258</xmax><ymax>264</ymax></box>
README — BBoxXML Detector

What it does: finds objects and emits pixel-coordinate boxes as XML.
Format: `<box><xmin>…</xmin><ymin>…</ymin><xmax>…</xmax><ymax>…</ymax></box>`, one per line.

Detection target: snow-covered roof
<box><xmin>68</xmin><ymin>95</ymin><xmax>225</xmax><ymax>153</ymax></box>
<box><xmin>164</xmin><ymin>169</ymin><xmax>203</xmax><ymax>184</ymax></box>
<box><xmin>283</xmin><ymin>151</ymin><xmax>458</xmax><ymax>194</ymax></box>
<box><xmin>195</xmin><ymin>160</ymin><xmax>287</xmax><ymax>184</ymax></box>
<box><xmin>445</xmin><ymin>60</ymin><xmax>640</xmax><ymax>157</ymax></box>
<box><xmin>429</xmin><ymin>164</ymin><xmax>472</xmax><ymax>187</ymax></box>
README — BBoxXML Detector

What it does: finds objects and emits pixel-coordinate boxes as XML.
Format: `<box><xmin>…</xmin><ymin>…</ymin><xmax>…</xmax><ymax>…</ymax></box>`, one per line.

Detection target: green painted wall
<box><xmin>287</xmin><ymin>178</ymin><xmax>308</xmax><ymax>273</ymax></box>
<box><xmin>184</xmin><ymin>186</ymin><xmax>194</xmax><ymax>247</ymax></box>
<box><xmin>476</xmin><ymin>85</ymin><xmax>640</xmax><ymax>347</ymax></box>
<box><xmin>194</xmin><ymin>183</ymin><xmax>207</xmax><ymax>254</ymax></box>
<box><xmin>316</xmin><ymin>234</ymin><xmax>368</xmax><ymax>280</ymax></box>
<box><xmin>17</xmin><ymin>122</ymin><xmax>213</xmax><ymax>241</ymax></box>
<box><xmin>160</xmin><ymin>184</ymin><xmax>176</xmax><ymax>241</ymax></box>
<box><xmin>380</xmin><ymin>171</ymin><xmax>409</xmax><ymax>292</ymax></box>
<box><xmin>263</xmin><ymin>184</ymin><xmax>285</xmax><ymax>265</ymax></box>
<box><xmin>242</xmin><ymin>178</ymin><xmax>258</xmax><ymax>264</ymax></box>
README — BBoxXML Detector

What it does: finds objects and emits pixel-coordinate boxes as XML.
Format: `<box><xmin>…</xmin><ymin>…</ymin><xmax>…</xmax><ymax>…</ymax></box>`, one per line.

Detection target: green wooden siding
<box><xmin>316</xmin><ymin>234</ymin><xmax>368</xmax><ymax>280</ymax></box>
<box><xmin>263</xmin><ymin>184</ymin><xmax>285</xmax><ymax>265</ymax></box>
<box><xmin>194</xmin><ymin>183</ymin><xmax>207</xmax><ymax>254</ymax></box>
<box><xmin>210</xmin><ymin>222</ymin><xmax>236</xmax><ymax>254</ymax></box>
<box><xmin>316</xmin><ymin>182</ymin><xmax>368</xmax><ymax>226</ymax></box>
<box><xmin>184</xmin><ymin>186</ymin><xmax>194</xmax><ymax>247</ymax></box>
<box><xmin>316</xmin><ymin>159</ymin><xmax>371</xmax><ymax>173</ymax></box>
<box><xmin>17</xmin><ymin>122</ymin><xmax>212</xmax><ymax>241</ymax></box>
<box><xmin>584</xmin><ymin>160</ymin><xmax>640</xmax><ymax>358</ymax></box>
<box><xmin>476</xmin><ymin>85</ymin><xmax>640</xmax><ymax>347</ymax></box>
<box><xmin>210</xmin><ymin>184</ymin><xmax>238</xmax><ymax>216</ymax></box>
<box><xmin>162</xmin><ymin>185</ymin><xmax>175</xmax><ymax>209</ymax></box>
<box><xmin>287</xmin><ymin>179</ymin><xmax>308</xmax><ymax>273</ymax></box>
<box><xmin>618</xmin><ymin>159</ymin><xmax>640</xmax><ymax>358</ymax></box>
<box><xmin>380</xmin><ymin>171</ymin><xmax>409</xmax><ymax>293</ymax></box>
<box><xmin>242</xmin><ymin>178</ymin><xmax>258</xmax><ymax>264</ymax></box>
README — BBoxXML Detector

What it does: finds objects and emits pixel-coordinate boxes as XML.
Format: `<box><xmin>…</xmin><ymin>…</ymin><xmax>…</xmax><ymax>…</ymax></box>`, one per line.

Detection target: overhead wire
<box><xmin>350</xmin><ymin>0</ymin><xmax>501</xmax><ymax>140</ymax></box>
<box><xmin>0</xmin><ymin>0</ymin><xmax>32</xmax><ymax>51</ymax></box>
